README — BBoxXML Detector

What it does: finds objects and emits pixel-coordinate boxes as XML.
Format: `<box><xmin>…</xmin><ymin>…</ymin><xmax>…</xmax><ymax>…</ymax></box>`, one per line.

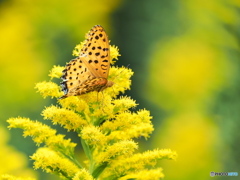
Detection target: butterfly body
<box><xmin>60</xmin><ymin>25</ymin><xmax>114</xmax><ymax>99</ymax></box>
<box><xmin>61</xmin><ymin>75</ymin><xmax>113</xmax><ymax>98</ymax></box>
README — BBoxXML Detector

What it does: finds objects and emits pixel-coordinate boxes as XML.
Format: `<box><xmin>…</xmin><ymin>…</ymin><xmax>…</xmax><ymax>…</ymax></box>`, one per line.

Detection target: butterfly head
<box><xmin>106</xmin><ymin>80</ymin><xmax>114</xmax><ymax>88</ymax></box>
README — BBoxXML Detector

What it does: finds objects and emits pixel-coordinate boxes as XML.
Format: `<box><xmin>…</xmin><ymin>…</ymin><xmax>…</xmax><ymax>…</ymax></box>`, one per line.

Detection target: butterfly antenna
<box><xmin>111</xmin><ymin>85</ymin><xmax>116</xmax><ymax>96</ymax></box>
<box><xmin>98</xmin><ymin>91</ymin><xmax>108</xmax><ymax>114</ymax></box>
<box><xmin>96</xmin><ymin>91</ymin><xmax>99</xmax><ymax>102</ymax></box>
<box><xmin>111</xmin><ymin>64</ymin><xmax>130</xmax><ymax>82</ymax></box>
<box><xmin>101</xmin><ymin>91</ymin><xmax>106</xmax><ymax>107</ymax></box>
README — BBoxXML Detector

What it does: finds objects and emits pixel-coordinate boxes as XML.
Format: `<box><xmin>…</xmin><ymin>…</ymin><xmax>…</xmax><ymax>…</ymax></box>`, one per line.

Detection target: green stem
<box><xmin>68</xmin><ymin>154</ymin><xmax>83</xmax><ymax>169</ymax></box>
<box><xmin>81</xmin><ymin>139</ymin><xmax>95</xmax><ymax>174</ymax></box>
<box><xmin>92</xmin><ymin>162</ymin><xmax>108</xmax><ymax>179</ymax></box>
<box><xmin>81</xmin><ymin>139</ymin><xmax>108</xmax><ymax>178</ymax></box>
<box><xmin>61</xmin><ymin>151</ymin><xmax>83</xmax><ymax>169</ymax></box>
<box><xmin>81</xmin><ymin>139</ymin><xmax>92</xmax><ymax>161</ymax></box>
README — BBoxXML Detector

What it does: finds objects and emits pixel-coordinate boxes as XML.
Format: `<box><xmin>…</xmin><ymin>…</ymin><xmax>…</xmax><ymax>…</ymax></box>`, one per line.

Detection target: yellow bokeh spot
<box><xmin>154</xmin><ymin>112</ymin><xmax>221</xmax><ymax>179</ymax></box>
<box><xmin>149</xmin><ymin>37</ymin><xmax>228</xmax><ymax>110</ymax></box>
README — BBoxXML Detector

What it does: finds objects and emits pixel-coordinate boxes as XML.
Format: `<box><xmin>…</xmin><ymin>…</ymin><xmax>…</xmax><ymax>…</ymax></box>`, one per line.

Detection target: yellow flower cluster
<box><xmin>42</xmin><ymin>105</ymin><xmax>88</xmax><ymax>131</ymax></box>
<box><xmin>48</xmin><ymin>65</ymin><xmax>65</xmax><ymax>79</ymax></box>
<box><xmin>0</xmin><ymin>174</ymin><xmax>35</xmax><ymax>180</ymax></box>
<box><xmin>30</xmin><ymin>148</ymin><xmax>81</xmax><ymax>179</ymax></box>
<box><xmin>7</xmin><ymin>118</ymin><xmax>76</xmax><ymax>156</ymax></box>
<box><xmin>7</xmin><ymin>43</ymin><xmax>177</xmax><ymax>180</ymax></box>
<box><xmin>101</xmin><ymin>149</ymin><xmax>177</xmax><ymax>179</ymax></box>
<box><xmin>119</xmin><ymin>168</ymin><xmax>164</xmax><ymax>180</ymax></box>
<box><xmin>35</xmin><ymin>81</ymin><xmax>62</xmax><ymax>99</ymax></box>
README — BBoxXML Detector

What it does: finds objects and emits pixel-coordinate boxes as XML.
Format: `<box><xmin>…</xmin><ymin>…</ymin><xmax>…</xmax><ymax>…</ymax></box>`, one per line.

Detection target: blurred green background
<box><xmin>0</xmin><ymin>0</ymin><xmax>239</xmax><ymax>179</ymax></box>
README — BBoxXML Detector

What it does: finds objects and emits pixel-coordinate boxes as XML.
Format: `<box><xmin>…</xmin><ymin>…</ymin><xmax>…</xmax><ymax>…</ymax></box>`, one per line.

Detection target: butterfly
<box><xmin>60</xmin><ymin>25</ymin><xmax>114</xmax><ymax>99</ymax></box>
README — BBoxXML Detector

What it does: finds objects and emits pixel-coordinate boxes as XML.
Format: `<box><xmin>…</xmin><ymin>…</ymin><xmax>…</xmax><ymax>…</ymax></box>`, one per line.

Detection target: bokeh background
<box><xmin>0</xmin><ymin>0</ymin><xmax>239</xmax><ymax>179</ymax></box>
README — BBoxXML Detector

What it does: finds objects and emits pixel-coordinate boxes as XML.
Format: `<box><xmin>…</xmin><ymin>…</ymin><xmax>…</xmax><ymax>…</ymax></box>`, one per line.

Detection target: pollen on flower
<box><xmin>81</xmin><ymin>125</ymin><xmax>107</xmax><ymax>146</ymax></box>
<box><xmin>72</xmin><ymin>169</ymin><xmax>94</xmax><ymax>180</ymax></box>
<box><xmin>0</xmin><ymin>174</ymin><xmax>36</xmax><ymax>180</ymax></box>
<box><xmin>90</xmin><ymin>96</ymin><xmax>115</xmax><ymax>119</ymax></box>
<box><xmin>102</xmin><ymin>149</ymin><xmax>176</xmax><ymax>179</ymax></box>
<box><xmin>101</xmin><ymin>110</ymin><xmax>154</xmax><ymax>140</ymax></box>
<box><xmin>75</xmin><ymin>91</ymin><xmax>102</xmax><ymax>104</ymax></box>
<box><xmin>31</xmin><ymin>148</ymin><xmax>80</xmax><ymax>179</ymax></box>
<box><xmin>155</xmin><ymin>149</ymin><xmax>178</xmax><ymax>160</ymax></box>
<box><xmin>42</xmin><ymin>105</ymin><xmax>88</xmax><ymax>131</ymax></box>
<box><xmin>95</xmin><ymin>140</ymin><xmax>138</xmax><ymax>163</ymax></box>
<box><xmin>35</xmin><ymin>81</ymin><xmax>62</xmax><ymax>99</ymax></box>
<box><xmin>110</xmin><ymin>45</ymin><xmax>121</xmax><ymax>64</ymax></box>
<box><xmin>49</xmin><ymin>65</ymin><xmax>65</xmax><ymax>79</ymax></box>
<box><xmin>58</xmin><ymin>96</ymin><xmax>89</xmax><ymax>113</ymax></box>
<box><xmin>7</xmin><ymin>117</ymin><xmax>76</xmax><ymax>153</ymax></box>
<box><xmin>112</xmin><ymin>96</ymin><xmax>137</xmax><ymax>113</ymax></box>
<box><xmin>137</xmin><ymin>109</ymin><xmax>152</xmax><ymax>123</ymax></box>
<box><xmin>108</xmin><ymin>67</ymin><xmax>133</xmax><ymax>96</ymax></box>
<box><xmin>72</xmin><ymin>42</ymin><xmax>85</xmax><ymax>56</ymax></box>
<box><xmin>118</xmin><ymin>168</ymin><xmax>164</xmax><ymax>180</ymax></box>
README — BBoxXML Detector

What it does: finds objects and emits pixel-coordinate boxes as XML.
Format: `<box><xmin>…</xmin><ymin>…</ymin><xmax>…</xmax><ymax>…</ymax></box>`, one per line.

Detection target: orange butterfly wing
<box><xmin>80</xmin><ymin>25</ymin><xmax>110</xmax><ymax>78</ymax></box>
<box><xmin>60</xmin><ymin>25</ymin><xmax>113</xmax><ymax>99</ymax></box>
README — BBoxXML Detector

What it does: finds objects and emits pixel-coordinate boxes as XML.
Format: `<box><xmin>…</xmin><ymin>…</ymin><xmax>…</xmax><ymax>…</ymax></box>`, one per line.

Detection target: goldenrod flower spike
<box><xmin>118</xmin><ymin>168</ymin><xmax>164</xmax><ymax>180</ymax></box>
<box><xmin>109</xmin><ymin>45</ymin><xmax>121</xmax><ymax>63</ymax></box>
<box><xmin>81</xmin><ymin>125</ymin><xmax>107</xmax><ymax>147</ymax></box>
<box><xmin>42</xmin><ymin>105</ymin><xmax>88</xmax><ymax>131</ymax></box>
<box><xmin>101</xmin><ymin>109</ymin><xmax>154</xmax><ymax>140</ymax></box>
<box><xmin>72</xmin><ymin>42</ymin><xmax>85</xmax><ymax>57</ymax></box>
<box><xmin>7</xmin><ymin>36</ymin><xmax>177</xmax><ymax>179</ymax></box>
<box><xmin>48</xmin><ymin>65</ymin><xmax>65</xmax><ymax>79</ymax></box>
<box><xmin>101</xmin><ymin>149</ymin><xmax>177</xmax><ymax>179</ymax></box>
<box><xmin>35</xmin><ymin>81</ymin><xmax>62</xmax><ymax>99</ymax></box>
<box><xmin>95</xmin><ymin>140</ymin><xmax>138</xmax><ymax>164</ymax></box>
<box><xmin>7</xmin><ymin>117</ymin><xmax>76</xmax><ymax>158</ymax></box>
<box><xmin>72</xmin><ymin>169</ymin><xmax>94</xmax><ymax>180</ymax></box>
<box><xmin>0</xmin><ymin>175</ymin><xmax>36</xmax><ymax>180</ymax></box>
<box><xmin>30</xmin><ymin>148</ymin><xmax>81</xmax><ymax>179</ymax></box>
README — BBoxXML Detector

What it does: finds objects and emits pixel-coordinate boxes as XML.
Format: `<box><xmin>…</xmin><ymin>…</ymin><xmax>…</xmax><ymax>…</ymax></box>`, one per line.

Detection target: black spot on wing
<box><xmin>101</xmin><ymin>64</ymin><xmax>108</xmax><ymax>70</ymax></box>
